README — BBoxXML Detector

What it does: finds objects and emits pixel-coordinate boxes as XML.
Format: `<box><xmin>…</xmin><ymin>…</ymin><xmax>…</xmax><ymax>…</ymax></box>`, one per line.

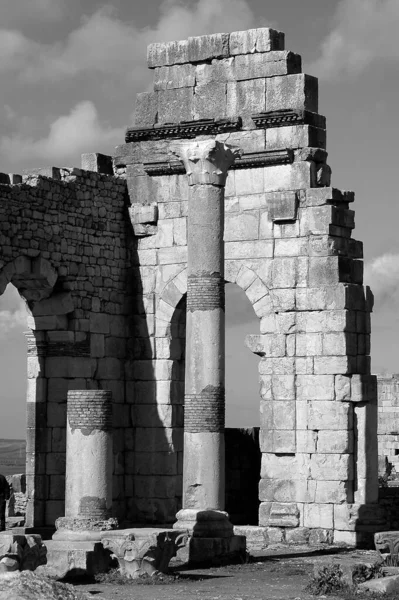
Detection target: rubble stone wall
<box><xmin>0</xmin><ymin>167</ymin><xmax>130</xmax><ymax>527</ymax></box>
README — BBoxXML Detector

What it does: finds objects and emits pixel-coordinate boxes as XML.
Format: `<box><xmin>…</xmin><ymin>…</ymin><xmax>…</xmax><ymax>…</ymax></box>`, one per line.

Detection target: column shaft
<box><xmin>184</xmin><ymin>184</ymin><xmax>225</xmax><ymax>510</ymax></box>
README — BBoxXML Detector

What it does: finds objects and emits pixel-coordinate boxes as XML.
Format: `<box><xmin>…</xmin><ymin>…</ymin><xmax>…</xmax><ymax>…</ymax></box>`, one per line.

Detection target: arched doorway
<box><xmin>0</xmin><ymin>283</ymin><xmax>27</xmax><ymax>474</ymax></box>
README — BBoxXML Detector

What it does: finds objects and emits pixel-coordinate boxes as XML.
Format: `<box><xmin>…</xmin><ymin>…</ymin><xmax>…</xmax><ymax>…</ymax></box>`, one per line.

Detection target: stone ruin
<box><xmin>0</xmin><ymin>25</ymin><xmax>389</xmax><ymax>574</ymax></box>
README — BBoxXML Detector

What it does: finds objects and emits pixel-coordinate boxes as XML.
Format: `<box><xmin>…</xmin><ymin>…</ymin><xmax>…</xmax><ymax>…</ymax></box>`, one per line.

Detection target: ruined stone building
<box><xmin>0</xmin><ymin>27</ymin><xmax>381</xmax><ymax>545</ymax></box>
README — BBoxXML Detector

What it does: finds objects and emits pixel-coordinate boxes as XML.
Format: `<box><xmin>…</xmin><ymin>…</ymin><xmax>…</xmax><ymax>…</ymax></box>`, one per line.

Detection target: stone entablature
<box><xmin>0</xmin><ymin>27</ymin><xmax>380</xmax><ymax>544</ymax></box>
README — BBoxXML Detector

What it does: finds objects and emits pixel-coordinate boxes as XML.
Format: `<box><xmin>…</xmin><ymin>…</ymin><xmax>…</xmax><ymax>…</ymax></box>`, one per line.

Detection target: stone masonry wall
<box><xmin>115</xmin><ymin>27</ymin><xmax>379</xmax><ymax>540</ymax></box>
<box><xmin>377</xmin><ymin>374</ymin><xmax>399</xmax><ymax>474</ymax></box>
<box><xmin>0</xmin><ymin>26</ymin><xmax>380</xmax><ymax>540</ymax></box>
<box><xmin>0</xmin><ymin>164</ymin><xmax>131</xmax><ymax>527</ymax></box>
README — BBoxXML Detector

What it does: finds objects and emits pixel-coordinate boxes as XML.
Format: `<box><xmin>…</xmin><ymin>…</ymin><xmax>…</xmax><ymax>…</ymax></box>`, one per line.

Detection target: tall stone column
<box><xmin>171</xmin><ymin>140</ymin><xmax>240</xmax><ymax>530</ymax></box>
<box><xmin>54</xmin><ymin>390</ymin><xmax>117</xmax><ymax>540</ymax></box>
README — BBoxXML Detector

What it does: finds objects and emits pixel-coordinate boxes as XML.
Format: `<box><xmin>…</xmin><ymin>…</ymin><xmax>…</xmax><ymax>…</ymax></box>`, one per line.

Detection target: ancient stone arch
<box><xmin>0</xmin><ymin>27</ymin><xmax>381</xmax><ymax>544</ymax></box>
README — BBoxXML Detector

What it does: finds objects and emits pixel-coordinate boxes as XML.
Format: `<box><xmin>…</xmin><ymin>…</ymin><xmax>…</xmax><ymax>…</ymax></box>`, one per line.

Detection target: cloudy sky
<box><xmin>0</xmin><ymin>0</ymin><xmax>398</xmax><ymax>438</ymax></box>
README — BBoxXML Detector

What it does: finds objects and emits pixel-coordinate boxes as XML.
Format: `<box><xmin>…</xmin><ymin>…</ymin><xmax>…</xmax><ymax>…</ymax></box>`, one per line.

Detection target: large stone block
<box><xmin>158</xmin><ymin>88</ymin><xmax>193</xmax><ymax>123</ymax></box>
<box><xmin>230</xmin><ymin>28</ymin><xmax>285</xmax><ymax>54</ymax></box>
<box><xmin>153</xmin><ymin>63</ymin><xmax>196</xmax><ymax>89</ymax></box>
<box><xmin>147</xmin><ymin>40</ymin><xmax>189</xmax><ymax>68</ymax></box>
<box><xmin>196</xmin><ymin>57</ymin><xmax>235</xmax><ymax>85</ymax></box>
<box><xmin>303</xmin><ymin>504</ymin><xmax>333</xmax><ymax>529</ymax></box>
<box><xmin>134</xmin><ymin>92</ymin><xmax>158</xmax><ymax>126</ymax></box>
<box><xmin>259</xmin><ymin>478</ymin><xmax>315</xmax><ymax>503</ymax></box>
<box><xmin>297</xmin><ymin>399</ymin><xmax>352</xmax><ymax>430</ymax></box>
<box><xmin>266</xmin><ymin>74</ymin><xmax>318</xmax><ymax>112</ymax></box>
<box><xmin>310</xmin><ymin>453</ymin><xmax>353</xmax><ymax>481</ymax></box>
<box><xmin>269</xmin><ymin>502</ymin><xmax>300</xmax><ymax>527</ymax></box>
<box><xmin>315</xmin><ymin>480</ymin><xmax>351</xmax><ymax>504</ymax></box>
<box><xmin>224</xmin><ymin>211</ymin><xmax>259</xmax><ymax>241</ymax></box>
<box><xmin>296</xmin><ymin>375</ymin><xmax>335</xmax><ymax>401</ymax></box>
<box><xmin>187</xmin><ymin>33</ymin><xmax>229</xmax><ymax>62</ymax></box>
<box><xmin>227</xmin><ymin>79</ymin><xmax>266</xmax><ymax>121</ymax></box>
<box><xmin>261</xmin><ymin>453</ymin><xmax>310</xmax><ymax>480</ymax></box>
<box><xmin>317</xmin><ymin>430</ymin><xmax>353</xmax><ymax>454</ymax></box>
<box><xmin>193</xmin><ymin>82</ymin><xmax>227</xmax><ymax>119</ymax></box>
<box><xmin>233</xmin><ymin>51</ymin><xmax>301</xmax><ymax>80</ymax></box>
<box><xmin>266</xmin><ymin>125</ymin><xmax>326</xmax><ymax>151</ymax></box>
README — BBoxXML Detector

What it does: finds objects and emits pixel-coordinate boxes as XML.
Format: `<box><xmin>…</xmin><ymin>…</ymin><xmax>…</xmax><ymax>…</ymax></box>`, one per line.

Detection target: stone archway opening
<box><xmin>225</xmin><ymin>282</ymin><xmax>261</xmax><ymax>525</ymax></box>
<box><xmin>225</xmin><ymin>283</ymin><xmax>260</xmax><ymax>428</ymax></box>
<box><xmin>0</xmin><ymin>283</ymin><xmax>27</xmax><ymax>465</ymax></box>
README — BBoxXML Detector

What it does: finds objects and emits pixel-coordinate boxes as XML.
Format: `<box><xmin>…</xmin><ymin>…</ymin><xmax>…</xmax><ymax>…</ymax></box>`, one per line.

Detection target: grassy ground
<box><xmin>0</xmin><ymin>438</ymin><xmax>25</xmax><ymax>476</ymax></box>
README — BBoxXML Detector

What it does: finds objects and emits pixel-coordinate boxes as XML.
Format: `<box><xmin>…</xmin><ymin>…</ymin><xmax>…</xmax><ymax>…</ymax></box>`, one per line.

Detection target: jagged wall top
<box><xmin>147</xmin><ymin>29</ymin><xmax>285</xmax><ymax>68</ymax></box>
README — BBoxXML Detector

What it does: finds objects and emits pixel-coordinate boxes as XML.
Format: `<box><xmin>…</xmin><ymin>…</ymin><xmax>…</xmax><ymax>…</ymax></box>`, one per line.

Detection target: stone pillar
<box><xmin>171</xmin><ymin>140</ymin><xmax>240</xmax><ymax>527</ymax></box>
<box><xmin>54</xmin><ymin>390</ymin><xmax>117</xmax><ymax>539</ymax></box>
<box><xmin>25</xmin><ymin>331</ymin><xmax>47</xmax><ymax>528</ymax></box>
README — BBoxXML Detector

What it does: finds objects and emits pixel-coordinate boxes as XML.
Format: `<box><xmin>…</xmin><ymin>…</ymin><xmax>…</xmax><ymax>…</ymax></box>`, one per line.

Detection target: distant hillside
<box><xmin>0</xmin><ymin>439</ymin><xmax>25</xmax><ymax>476</ymax></box>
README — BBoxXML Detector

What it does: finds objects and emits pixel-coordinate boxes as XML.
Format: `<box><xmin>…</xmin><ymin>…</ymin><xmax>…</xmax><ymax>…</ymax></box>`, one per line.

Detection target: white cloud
<box><xmin>364</xmin><ymin>252</ymin><xmax>399</xmax><ymax>308</ymax></box>
<box><xmin>4</xmin><ymin>0</ymin><xmax>259</xmax><ymax>82</ymax></box>
<box><xmin>0</xmin><ymin>101</ymin><xmax>124</xmax><ymax>165</ymax></box>
<box><xmin>310</xmin><ymin>0</ymin><xmax>399</xmax><ymax>79</ymax></box>
<box><xmin>0</xmin><ymin>285</ymin><xmax>26</xmax><ymax>339</ymax></box>
<box><xmin>2</xmin><ymin>0</ymin><xmax>65</xmax><ymax>27</ymax></box>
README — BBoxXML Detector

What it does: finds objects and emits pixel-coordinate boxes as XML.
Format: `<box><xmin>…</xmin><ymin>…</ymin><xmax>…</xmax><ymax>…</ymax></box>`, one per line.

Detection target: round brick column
<box><xmin>55</xmin><ymin>390</ymin><xmax>117</xmax><ymax>537</ymax></box>
<box><xmin>170</xmin><ymin>140</ymin><xmax>240</xmax><ymax>520</ymax></box>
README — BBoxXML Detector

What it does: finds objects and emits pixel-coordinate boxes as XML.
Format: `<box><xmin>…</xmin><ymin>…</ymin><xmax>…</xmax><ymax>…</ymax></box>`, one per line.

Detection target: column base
<box><xmin>176</xmin><ymin>534</ymin><xmax>246</xmax><ymax>565</ymax></box>
<box><xmin>173</xmin><ymin>509</ymin><xmax>234</xmax><ymax>538</ymax></box>
<box><xmin>53</xmin><ymin>516</ymin><xmax>118</xmax><ymax>541</ymax></box>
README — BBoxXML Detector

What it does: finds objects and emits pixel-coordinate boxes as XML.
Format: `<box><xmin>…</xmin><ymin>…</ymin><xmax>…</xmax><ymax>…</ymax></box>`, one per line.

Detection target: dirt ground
<box><xmin>75</xmin><ymin>546</ymin><xmax>380</xmax><ymax>600</ymax></box>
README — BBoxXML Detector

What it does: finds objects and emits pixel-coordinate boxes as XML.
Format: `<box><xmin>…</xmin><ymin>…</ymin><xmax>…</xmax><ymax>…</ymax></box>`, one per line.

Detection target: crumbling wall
<box><xmin>0</xmin><ymin>164</ymin><xmax>130</xmax><ymax>527</ymax></box>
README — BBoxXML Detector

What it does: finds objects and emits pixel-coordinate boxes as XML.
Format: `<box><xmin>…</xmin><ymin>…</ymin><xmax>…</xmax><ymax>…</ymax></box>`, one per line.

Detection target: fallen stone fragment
<box><xmin>0</xmin><ymin>571</ymin><xmax>90</xmax><ymax>600</ymax></box>
<box><xmin>358</xmin><ymin>574</ymin><xmax>399</xmax><ymax>594</ymax></box>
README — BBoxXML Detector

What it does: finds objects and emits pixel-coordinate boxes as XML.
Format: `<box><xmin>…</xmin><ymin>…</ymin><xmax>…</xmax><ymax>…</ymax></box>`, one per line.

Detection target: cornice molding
<box><xmin>126</xmin><ymin>117</ymin><xmax>242</xmax><ymax>143</ymax></box>
<box><xmin>251</xmin><ymin>109</ymin><xmax>326</xmax><ymax>130</ymax></box>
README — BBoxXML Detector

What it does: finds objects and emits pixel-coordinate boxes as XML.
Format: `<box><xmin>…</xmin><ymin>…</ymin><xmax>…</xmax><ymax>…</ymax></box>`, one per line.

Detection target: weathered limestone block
<box><xmin>193</xmin><ymin>82</ymin><xmax>227</xmax><ymax>119</ymax></box>
<box><xmin>296</xmin><ymin>400</ymin><xmax>352</xmax><ymax>431</ymax></box>
<box><xmin>147</xmin><ymin>39</ymin><xmax>189</xmax><ymax>68</ymax></box>
<box><xmin>134</xmin><ymin>92</ymin><xmax>158</xmax><ymax>126</ymax></box>
<box><xmin>227</xmin><ymin>79</ymin><xmax>266</xmax><ymax>122</ymax></box>
<box><xmin>261</xmin><ymin>454</ymin><xmax>310</xmax><ymax>481</ymax></box>
<box><xmin>187</xmin><ymin>33</ymin><xmax>229</xmax><ymax>62</ymax></box>
<box><xmin>296</xmin><ymin>375</ymin><xmax>335</xmax><ymax>400</ymax></box>
<box><xmin>266</xmin><ymin>74</ymin><xmax>318</xmax><ymax>112</ymax></box>
<box><xmin>153</xmin><ymin>63</ymin><xmax>196</xmax><ymax>90</ymax></box>
<box><xmin>81</xmin><ymin>153</ymin><xmax>113</xmax><ymax>175</ymax></box>
<box><xmin>310</xmin><ymin>454</ymin><xmax>353</xmax><ymax>481</ymax></box>
<box><xmin>233</xmin><ymin>51</ymin><xmax>301</xmax><ymax>80</ymax></box>
<box><xmin>259</xmin><ymin>478</ymin><xmax>314</xmax><ymax>503</ymax></box>
<box><xmin>230</xmin><ymin>28</ymin><xmax>285</xmax><ymax>54</ymax></box>
<box><xmin>269</xmin><ymin>191</ymin><xmax>298</xmax><ymax>221</ymax></box>
<box><xmin>303</xmin><ymin>504</ymin><xmax>333</xmax><ymax>529</ymax></box>
<box><xmin>266</xmin><ymin>124</ymin><xmax>326</xmax><ymax>151</ymax></box>
<box><xmin>258</xmin><ymin>502</ymin><xmax>300</xmax><ymax>527</ymax></box>
<box><xmin>158</xmin><ymin>88</ymin><xmax>194</xmax><ymax>123</ymax></box>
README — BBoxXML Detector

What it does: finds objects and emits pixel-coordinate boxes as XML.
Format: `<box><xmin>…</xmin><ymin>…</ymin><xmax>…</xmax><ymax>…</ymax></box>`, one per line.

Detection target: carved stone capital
<box><xmin>170</xmin><ymin>139</ymin><xmax>241</xmax><ymax>186</ymax></box>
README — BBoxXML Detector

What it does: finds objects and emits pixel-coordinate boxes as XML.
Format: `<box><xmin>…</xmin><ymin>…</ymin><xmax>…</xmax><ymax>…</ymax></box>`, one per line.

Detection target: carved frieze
<box><xmin>126</xmin><ymin>117</ymin><xmax>242</xmax><ymax>143</ymax></box>
<box><xmin>252</xmin><ymin>109</ymin><xmax>326</xmax><ymax>130</ymax></box>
